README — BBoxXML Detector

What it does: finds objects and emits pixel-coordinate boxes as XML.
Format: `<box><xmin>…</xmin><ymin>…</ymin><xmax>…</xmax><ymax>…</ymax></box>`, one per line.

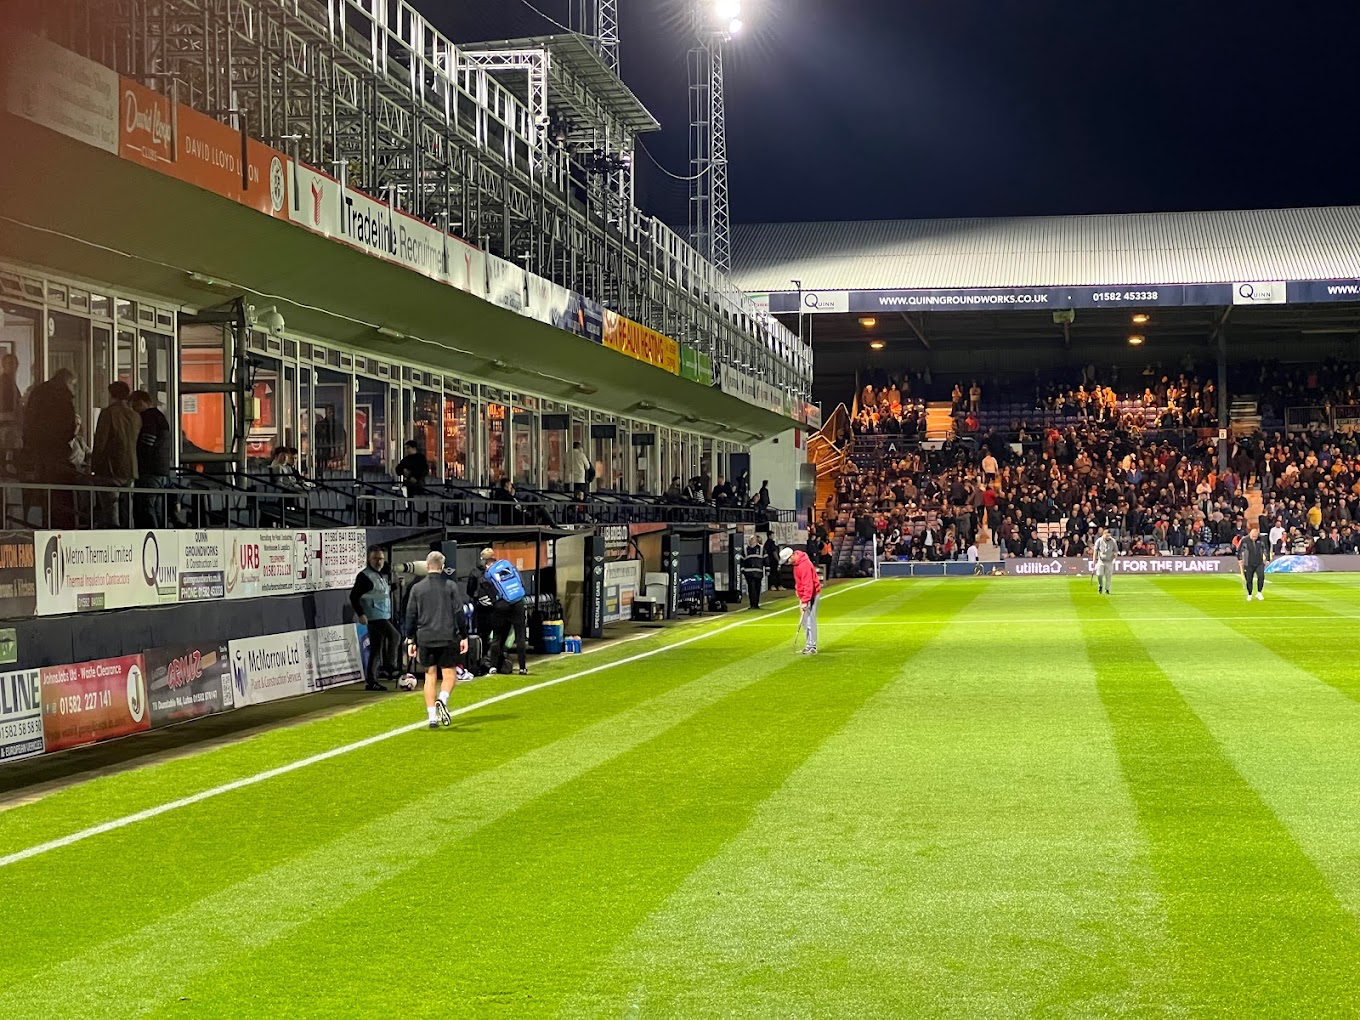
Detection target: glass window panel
<box><xmin>443</xmin><ymin>393</ymin><xmax>468</xmax><ymax>480</ymax></box>
<box><xmin>313</xmin><ymin>366</ymin><xmax>352</xmax><ymax>477</ymax></box>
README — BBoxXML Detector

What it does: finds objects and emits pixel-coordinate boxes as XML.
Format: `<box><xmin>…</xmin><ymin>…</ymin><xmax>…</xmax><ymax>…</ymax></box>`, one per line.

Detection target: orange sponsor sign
<box><xmin>601</xmin><ymin>311</ymin><xmax>681</xmax><ymax>376</ymax></box>
<box><xmin>118</xmin><ymin>76</ymin><xmax>288</xmax><ymax>218</ymax></box>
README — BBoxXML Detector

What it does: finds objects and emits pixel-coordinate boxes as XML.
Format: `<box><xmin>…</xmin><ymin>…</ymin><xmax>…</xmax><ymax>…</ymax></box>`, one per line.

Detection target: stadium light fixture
<box><xmin>715</xmin><ymin>0</ymin><xmax>741</xmax><ymax>19</ymax></box>
<box><xmin>858</xmin><ymin>317</ymin><xmax>877</xmax><ymax>328</ymax></box>
<box><xmin>1131</xmin><ymin>313</ymin><xmax>1151</xmax><ymax>325</ymax></box>
<box><xmin>1127</xmin><ymin>334</ymin><xmax>1145</xmax><ymax>346</ymax></box>
<box><xmin>869</xmin><ymin>340</ymin><xmax>885</xmax><ymax>350</ymax></box>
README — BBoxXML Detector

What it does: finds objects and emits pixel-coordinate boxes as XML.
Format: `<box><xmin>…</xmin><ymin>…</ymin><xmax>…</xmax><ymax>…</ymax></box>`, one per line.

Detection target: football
<box><xmin>397</xmin><ymin>673</ymin><xmax>419</xmax><ymax>691</ymax></box>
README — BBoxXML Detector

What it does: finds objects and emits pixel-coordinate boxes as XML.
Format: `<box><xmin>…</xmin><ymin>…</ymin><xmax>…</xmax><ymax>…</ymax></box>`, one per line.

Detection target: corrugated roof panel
<box><xmin>729</xmin><ymin>207</ymin><xmax>1360</xmax><ymax>292</ymax></box>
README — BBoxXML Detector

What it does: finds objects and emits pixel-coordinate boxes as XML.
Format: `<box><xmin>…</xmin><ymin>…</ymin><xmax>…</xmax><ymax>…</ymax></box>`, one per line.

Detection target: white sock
<box><xmin>438</xmin><ymin>691</ymin><xmax>449</xmax><ymax>706</ymax></box>
<box><xmin>427</xmin><ymin>706</ymin><xmax>438</xmax><ymax>722</ymax></box>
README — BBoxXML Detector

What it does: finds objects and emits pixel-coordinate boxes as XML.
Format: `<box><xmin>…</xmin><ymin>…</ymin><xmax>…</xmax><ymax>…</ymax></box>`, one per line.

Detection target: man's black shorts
<box><xmin>418</xmin><ymin>644</ymin><xmax>458</xmax><ymax>671</ymax></box>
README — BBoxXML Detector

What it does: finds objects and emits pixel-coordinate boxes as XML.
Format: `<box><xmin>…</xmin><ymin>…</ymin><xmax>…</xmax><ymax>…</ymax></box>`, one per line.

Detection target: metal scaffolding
<box><xmin>34</xmin><ymin>0</ymin><xmax>810</xmax><ymax>406</ymax></box>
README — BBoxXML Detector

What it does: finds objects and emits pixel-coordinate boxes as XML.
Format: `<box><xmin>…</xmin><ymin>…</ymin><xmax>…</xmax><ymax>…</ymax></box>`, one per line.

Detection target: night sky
<box><xmin>432</xmin><ymin>0</ymin><xmax>1360</xmax><ymax>226</ymax></box>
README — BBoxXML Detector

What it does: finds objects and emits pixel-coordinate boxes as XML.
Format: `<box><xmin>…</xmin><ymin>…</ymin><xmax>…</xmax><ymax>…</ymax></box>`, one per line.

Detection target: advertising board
<box><xmin>228</xmin><ymin>630</ymin><xmax>312</xmax><ymax>707</ymax></box>
<box><xmin>602</xmin><ymin>559</ymin><xmax>642</xmax><ymax>625</ymax></box>
<box><xmin>0</xmin><ymin>531</ymin><xmax>36</xmax><ymax>619</ymax></box>
<box><xmin>144</xmin><ymin>640</ymin><xmax>233</xmax><ymax>726</ymax></box>
<box><xmin>602</xmin><ymin>311</ymin><xmax>681</xmax><ymax>375</ymax></box>
<box><xmin>35</xmin><ymin>530</ymin><xmax>178</xmax><ymax>615</ymax></box>
<box><xmin>3</xmin><ymin>32</ymin><xmax>119</xmax><ymax>154</ymax></box>
<box><xmin>1003</xmin><ymin>557</ymin><xmax>1232</xmax><ymax>577</ymax></box>
<box><xmin>0</xmin><ymin>668</ymin><xmax>44</xmax><ymax>762</ymax></box>
<box><xmin>307</xmin><ymin>625</ymin><xmax>363</xmax><ymax>689</ymax></box>
<box><xmin>40</xmin><ymin>655</ymin><xmax>149</xmax><ymax>752</ymax></box>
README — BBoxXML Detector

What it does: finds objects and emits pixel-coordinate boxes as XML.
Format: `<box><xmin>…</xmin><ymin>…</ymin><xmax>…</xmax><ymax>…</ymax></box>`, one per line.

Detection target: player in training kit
<box><xmin>1093</xmin><ymin>528</ymin><xmax>1117</xmax><ymax>595</ymax></box>
<box><xmin>404</xmin><ymin>551</ymin><xmax>469</xmax><ymax>728</ymax></box>
<box><xmin>781</xmin><ymin>546</ymin><xmax>823</xmax><ymax>655</ymax></box>
<box><xmin>1239</xmin><ymin>526</ymin><xmax>1269</xmax><ymax>601</ymax></box>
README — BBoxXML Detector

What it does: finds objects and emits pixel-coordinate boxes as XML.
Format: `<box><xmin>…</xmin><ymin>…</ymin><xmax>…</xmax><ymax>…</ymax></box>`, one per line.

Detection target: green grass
<box><xmin>4</xmin><ymin>575</ymin><xmax>1360</xmax><ymax>1017</ymax></box>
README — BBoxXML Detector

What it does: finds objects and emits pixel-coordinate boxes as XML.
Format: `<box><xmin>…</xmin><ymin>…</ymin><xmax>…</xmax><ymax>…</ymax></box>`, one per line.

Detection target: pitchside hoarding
<box><xmin>33</xmin><ymin>528</ymin><xmax>367</xmax><ymax>618</ymax></box>
<box><xmin>0</xmin><ymin>668</ymin><xmax>44</xmax><ymax>762</ymax></box>
<box><xmin>40</xmin><ymin>655</ymin><xmax>150</xmax><ymax>753</ymax></box>
<box><xmin>1004</xmin><ymin>557</ymin><xmax>1232</xmax><ymax>576</ymax></box>
<box><xmin>228</xmin><ymin>626</ymin><xmax>363</xmax><ymax>708</ymax></box>
<box><xmin>144</xmin><ymin>641</ymin><xmax>233</xmax><ymax>726</ymax></box>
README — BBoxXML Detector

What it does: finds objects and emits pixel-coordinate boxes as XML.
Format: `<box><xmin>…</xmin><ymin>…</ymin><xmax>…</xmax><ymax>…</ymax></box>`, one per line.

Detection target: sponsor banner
<box><xmin>288</xmin><ymin>161</ymin><xmax>450</xmax><ymax>284</ymax></box>
<box><xmin>1266</xmin><ymin>555</ymin><xmax>1360</xmax><ymax>574</ymax></box>
<box><xmin>1289</xmin><ymin>280</ymin><xmax>1360</xmax><ymax>304</ymax></box>
<box><xmin>770</xmin><ymin>520</ymin><xmax>808</xmax><ymax>549</ymax></box>
<box><xmin>1004</xmin><ymin>556</ymin><xmax>1232</xmax><ymax>577</ymax></box>
<box><xmin>41</xmin><ymin>655</ymin><xmax>149</xmax><ymax>752</ymax></box>
<box><xmin>764</xmin><ymin>284</ymin><xmax>1242</xmax><ymax>314</ymax></box>
<box><xmin>307</xmin><ymin>625</ymin><xmax>363</xmax><ymax>688</ymax></box>
<box><xmin>118</xmin><ymin>80</ymin><xmax>289</xmax><ymax>219</ymax></box>
<box><xmin>603</xmin><ymin>559</ymin><xmax>642</xmax><ymax>625</ymax></box>
<box><xmin>793</xmin><ymin>291</ymin><xmax>851</xmax><ymax>314</ymax></box>
<box><xmin>3</xmin><ymin>32</ymin><xmax>119</xmax><ymax>154</ymax></box>
<box><xmin>602</xmin><ymin>311</ymin><xmax>681</xmax><ymax>375</ymax></box>
<box><xmin>0</xmin><ymin>531</ymin><xmax>36</xmax><ymax>619</ymax></box>
<box><xmin>526</xmin><ymin>275</ymin><xmax>573</xmax><ymax>327</ymax></box>
<box><xmin>719</xmin><ymin>365</ymin><xmax>784</xmax><ymax>414</ymax></box>
<box><xmin>35</xmin><ymin>528</ymin><xmax>364</xmax><ymax>617</ymax></box>
<box><xmin>229</xmin><ymin>630</ymin><xmax>312</xmax><ymax>707</ymax></box>
<box><xmin>1233</xmin><ymin>281</ymin><xmax>1287</xmax><ymax>305</ymax></box>
<box><xmin>35</xmin><ymin>530</ymin><xmax>178</xmax><ymax>616</ymax></box>
<box><xmin>117</xmin><ymin>77</ymin><xmax>174</xmax><ymax>168</ymax></box>
<box><xmin>448</xmin><ymin>235</ymin><xmax>487</xmax><ymax>299</ymax></box>
<box><xmin>178</xmin><ymin>529</ymin><xmax>226</xmax><ymax>603</ymax></box>
<box><xmin>144</xmin><ymin>640</ymin><xmax>233</xmax><ymax>726</ymax></box>
<box><xmin>804</xmin><ymin>403</ymin><xmax>824</xmax><ymax>430</ymax></box>
<box><xmin>485</xmin><ymin>255</ymin><xmax>527</xmax><ymax>315</ymax></box>
<box><xmin>320</xmin><ymin>530</ymin><xmax>367</xmax><ymax>590</ymax></box>
<box><xmin>0</xmin><ymin>668</ymin><xmax>44</xmax><ymax>762</ymax></box>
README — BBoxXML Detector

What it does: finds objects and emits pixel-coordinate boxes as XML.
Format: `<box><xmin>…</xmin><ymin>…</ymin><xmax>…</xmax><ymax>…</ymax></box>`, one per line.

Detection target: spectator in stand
<box><xmin>969</xmin><ymin>380</ymin><xmax>982</xmax><ymax>413</ymax></box>
<box><xmin>395</xmin><ymin>440</ymin><xmax>429</xmax><ymax>494</ymax></box>
<box><xmin>91</xmin><ymin>381</ymin><xmax>141</xmax><ymax>528</ymax></box>
<box><xmin>571</xmin><ymin>441</ymin><xmax>592</xmax><ymax>496</ymax></box>
<box><xmin>130</xmin><ymin>390</ymin><xmax>173</xmax><ymax>528</ymax></box>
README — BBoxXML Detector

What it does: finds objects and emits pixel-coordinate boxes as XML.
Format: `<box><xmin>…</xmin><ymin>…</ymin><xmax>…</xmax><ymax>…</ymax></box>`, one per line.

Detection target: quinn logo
<box><xmin>42</xmin><ymin>535</ymin><xmax>63</xmax><ymax>596</ymax></box>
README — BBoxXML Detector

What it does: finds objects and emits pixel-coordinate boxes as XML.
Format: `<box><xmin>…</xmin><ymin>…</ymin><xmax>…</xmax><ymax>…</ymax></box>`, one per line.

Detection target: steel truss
<box><xmin>46</xmin><ymin>0</ymin><xmax>811</xmax><ymax>404</ymax></box>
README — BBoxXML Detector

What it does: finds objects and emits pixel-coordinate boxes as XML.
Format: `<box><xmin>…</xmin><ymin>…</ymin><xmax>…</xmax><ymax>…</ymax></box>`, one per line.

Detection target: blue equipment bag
<box><xmin>488</xmin><ymin>559</ymin><xmax>526</xmax><ymax>604</ymax></box>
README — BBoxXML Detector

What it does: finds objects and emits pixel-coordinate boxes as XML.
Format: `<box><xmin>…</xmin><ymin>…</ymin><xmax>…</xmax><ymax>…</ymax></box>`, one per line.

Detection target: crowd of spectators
<box><xmin>828</xmin><ymin>361</ymin><xmax>1360</xmax><ymax>567</ymax></box>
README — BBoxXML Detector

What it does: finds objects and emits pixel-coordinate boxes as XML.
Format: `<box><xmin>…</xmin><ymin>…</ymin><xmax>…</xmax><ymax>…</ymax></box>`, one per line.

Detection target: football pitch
<box><xmin>5</xmin><ymin>573</ymin><xmax>1360</xmax><ymax>1017</ymax></box>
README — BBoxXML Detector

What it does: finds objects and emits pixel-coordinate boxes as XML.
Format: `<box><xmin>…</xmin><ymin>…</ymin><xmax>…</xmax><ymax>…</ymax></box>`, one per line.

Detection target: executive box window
<box><xmin>357</xmin><ymin>374</ymin><xmax>392</xmax><ymax>479</ymax></box>
<box><xmin>443</xmin><ymin>394</ymin><xmax>469</xmax><ymax>480</ymax></box>
<box><xmin>313</xmin><ymin>366</ymin><xmax>352</xmax><ymax>477</ymax></box>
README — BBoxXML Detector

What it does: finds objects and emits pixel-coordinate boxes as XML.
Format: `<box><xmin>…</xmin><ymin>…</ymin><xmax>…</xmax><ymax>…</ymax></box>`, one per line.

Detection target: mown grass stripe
<box><xmin>1151</xmin><ymin>576</ymin><xmax>1360</xmax><ymax>704</ymax></box>
<box><xmin>0</xmin><ymin>582</ymin><xmax>920</xmax><ymax>1019</ymax></box>
<box><xmin>1076</xmin><ymin>587</ymin><xmax>1360</xmax><ymax>1015</ymax></box>
<box><xmin>560</xmin><ymin>579</ymin><xmax>1170</xmax><ymax>1019</ymax></box>
<box><xmin>142</xmin><ymin>585</ymin><xmax>981</xmax><ymax>1019</ymax></box>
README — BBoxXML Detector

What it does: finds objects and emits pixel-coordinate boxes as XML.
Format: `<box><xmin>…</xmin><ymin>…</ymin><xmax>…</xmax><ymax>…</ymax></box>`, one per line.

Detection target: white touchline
<box><xmin>0</xmin><ymin>579</ymin><xmax>877</xmax><ymax>869</ymax></box>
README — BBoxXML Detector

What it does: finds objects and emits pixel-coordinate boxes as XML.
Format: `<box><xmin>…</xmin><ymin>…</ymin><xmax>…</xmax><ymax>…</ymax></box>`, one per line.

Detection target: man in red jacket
<box><xmin>780</xmin><ymin>546</ymin><xmax>823</xmax><ymax>655</ymax></box>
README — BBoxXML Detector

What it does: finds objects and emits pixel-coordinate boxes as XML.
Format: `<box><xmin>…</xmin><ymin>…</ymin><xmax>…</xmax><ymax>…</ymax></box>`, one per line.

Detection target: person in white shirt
<box><xmin>571</xmin><ymin>441</ymin><xmax>592</xmax><ymax>496</ymax></box>
<box><xmin>1268</xmin><ymin>519</ymin><xmax>1285</xmax><ymax>555</ymax></box>
<box><xmin>981</xmin><ymin>449</ymin><xmax>998</xmax><ymax>481</ymax></box>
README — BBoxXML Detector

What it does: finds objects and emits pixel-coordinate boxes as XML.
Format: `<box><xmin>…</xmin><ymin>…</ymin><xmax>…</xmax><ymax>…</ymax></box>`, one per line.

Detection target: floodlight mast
<box><xmin>689</xmin><ymin>0</ymin><xmax>741</xmax><ymax>275</ymax></box>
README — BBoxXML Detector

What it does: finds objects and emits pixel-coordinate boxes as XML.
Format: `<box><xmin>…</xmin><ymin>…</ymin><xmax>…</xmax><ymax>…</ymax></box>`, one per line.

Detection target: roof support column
<box><xmin>1218</xmin><ymin>331</ymin><xmax>1229</xmax><ymax>474</ymax></box>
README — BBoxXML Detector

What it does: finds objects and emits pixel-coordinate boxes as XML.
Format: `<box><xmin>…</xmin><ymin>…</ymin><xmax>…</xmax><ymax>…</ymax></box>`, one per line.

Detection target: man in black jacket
<box><xmin>404</xmin><ymin>551</ymin><xmax>469</xmax><ymax>728</ymax></box>
<box><xmin>477</xmin><ymin>560</ymin><xmax>530</xmax><ymax>676</ymax></box>
<box><xmin>1239</xmin><ymin>526</ymin><xmax>1269</xmax><ymax>602</ymax></box>
<box><xmin>131</xmin><ymin>391</ymin><xmax>173</xmax><ymax>528</ymax></box>
<box><xmin>465</xmin><ymin>547</ymin><xmax>496</xmax><ymax>670</ymax></box>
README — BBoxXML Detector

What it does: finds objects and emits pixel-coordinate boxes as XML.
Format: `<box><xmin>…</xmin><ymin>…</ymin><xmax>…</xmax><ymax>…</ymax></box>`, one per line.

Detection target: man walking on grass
<box><xmin>781</xmin><ymin>545</ymin><xmax>823</xmax><ymax>655</ymax></box>
<box><xmin>1239</xmin><ymin>525</ymin><xmax>1269</xmax><ymax>602</ymax></box>
<box><xmin>1094</xmin><ymin>527</ymin><xmax>1117</xmax><ymax>595</ymax></box>
<box><xmin>404</xmin><ymin>551</ymin><xmax>469</xmax><ymax>728</ymax></box>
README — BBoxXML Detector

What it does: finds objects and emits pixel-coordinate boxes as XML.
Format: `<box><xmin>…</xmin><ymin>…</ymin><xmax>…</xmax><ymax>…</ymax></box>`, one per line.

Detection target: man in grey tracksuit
<box><xmin>1094</xmin><ymin>528</ymin><xmax>1117</xmax><ymax>595</ymax></box>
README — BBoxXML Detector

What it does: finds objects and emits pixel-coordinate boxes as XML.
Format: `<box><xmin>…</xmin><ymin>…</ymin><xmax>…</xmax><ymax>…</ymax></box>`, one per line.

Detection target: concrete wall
<box><xmin>749</xmin><ymin>429</ymin><xmax>811</xmax><ymax>512</ymax></box>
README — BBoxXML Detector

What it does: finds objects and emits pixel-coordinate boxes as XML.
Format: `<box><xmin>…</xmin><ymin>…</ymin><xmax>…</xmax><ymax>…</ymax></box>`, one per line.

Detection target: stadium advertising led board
<box><xmin>1004</xmin><ymin>557</ymin><xmax>1233</xmax><ymax>576</ymax></box>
